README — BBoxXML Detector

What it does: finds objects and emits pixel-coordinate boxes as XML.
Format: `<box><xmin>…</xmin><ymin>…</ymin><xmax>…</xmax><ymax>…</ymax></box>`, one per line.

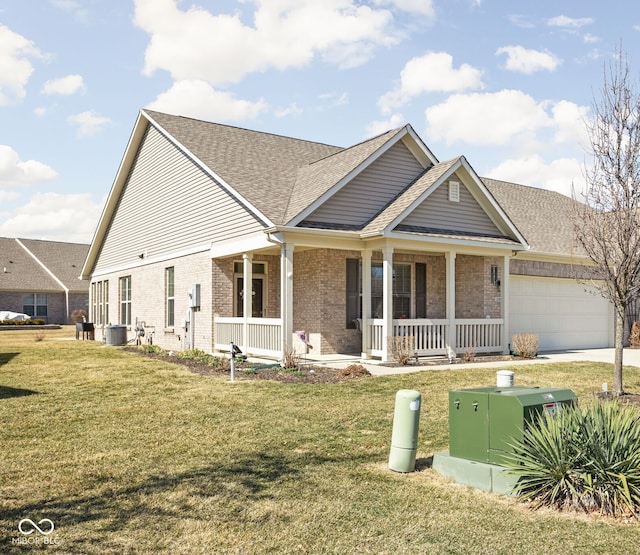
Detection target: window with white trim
<box><xmin>119</xmin><ymin>276</ymin><xmax>132</xmax><ymax>325</ymax></box>
<box><xmin>22</xmin><ymin>293</ymin><xmax>47</xmax><ymax>319</ymax></box>
<box><xmin>166</xmin><ymin>267</ymin><xmax>175</xmax><ymax>327</ymax></box>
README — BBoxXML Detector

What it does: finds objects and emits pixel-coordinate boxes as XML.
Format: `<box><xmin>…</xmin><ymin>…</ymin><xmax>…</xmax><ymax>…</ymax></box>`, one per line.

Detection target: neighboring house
<box><xmin>81</xmin><ymin>110</ymin><xmax>613</xmax><ymax>361</ymax></box>
<box><xmin>0</xmin><ymin>237</ymin><xmax>90</xmax><ymax>324</ymax></box>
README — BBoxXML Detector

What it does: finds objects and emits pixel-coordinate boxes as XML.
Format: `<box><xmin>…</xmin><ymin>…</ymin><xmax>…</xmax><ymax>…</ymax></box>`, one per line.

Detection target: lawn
<box><xmin>1</xmin><ymin>327</ymin><xmax>640</xmax><ymax>554</ymax></box>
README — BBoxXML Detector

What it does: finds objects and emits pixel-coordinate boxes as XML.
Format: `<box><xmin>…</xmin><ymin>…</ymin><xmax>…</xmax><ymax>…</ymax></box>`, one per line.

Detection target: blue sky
<box><xmin>1</xmin><ymin>0</ymin><xmax>639</xmax><ymax>244</ymax></box>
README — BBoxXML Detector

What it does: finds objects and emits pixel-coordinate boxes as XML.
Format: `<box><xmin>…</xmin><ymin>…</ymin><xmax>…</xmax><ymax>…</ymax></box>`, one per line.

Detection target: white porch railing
<box><xmin>368</xmin><ymin>319</ymin><xmax>449</xmax><ymax>357</ymax></box>
<box><xmin>214</xmin><ymin>317</ymin><xmax>282</xmax><ymax>357</ymax></box>
<box><xmin>455</xmin><ymin>319</ymin><xmax>504</xmax><ymax>353</ymax></box>
<box><xmin>214</xmin><ymin>316</ymin><xmax>504</xmax><ymax>360</ymax></box>
<box><xmin>366</xmin><ymin>318</ymin><xmax>503</xmax><ymax>357</ymax></box>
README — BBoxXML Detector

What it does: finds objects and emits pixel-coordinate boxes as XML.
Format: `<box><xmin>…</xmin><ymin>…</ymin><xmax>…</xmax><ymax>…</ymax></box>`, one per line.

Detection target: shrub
<box><xmin>505</xmin><ymin>401</ymin><xmax>640</xmax><ymax>517</ymax></box>
<box><xmin>70</xmin><ymin>309</ymin><xmax>87</xmax><ymax>323</ymax></box>
<box><xmin>462</xmin><ymin>343</ymin><xmax>477</xmax><ymax>363</ymax></box>
<box><xmin>387</xmin><ymin>336</ymin><xmax>415</xmax><ymax>365</ymax></box>
<box><xmin>177</xmin><ymin>349</ymin><xmax>227</xmax><ymax>368</ymax></box>
<box><xmin>511</xmin><ymin>333</ymin><xmax>539</xmax><ymax>359</ymax></box>
<box><xmin>0</xmin><ymin>319</ymin><xmax>46</xmax><ymax>326</ymax></box>
<box><xmin>281</xmin><ymin>347</ymin><xmax>300</xmax><ymax>370</ymax></box>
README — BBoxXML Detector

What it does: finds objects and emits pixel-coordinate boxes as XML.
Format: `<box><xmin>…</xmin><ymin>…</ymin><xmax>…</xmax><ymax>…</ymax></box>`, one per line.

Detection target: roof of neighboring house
<box><xmin>483</xmin><ymin>178</ymin><xmax>582</xmax><ymax>256</ymax></box>
<box><xmin>0</xmin><ymin>237</ymin><xmax>89</xmax><ymax>293</ymax></box>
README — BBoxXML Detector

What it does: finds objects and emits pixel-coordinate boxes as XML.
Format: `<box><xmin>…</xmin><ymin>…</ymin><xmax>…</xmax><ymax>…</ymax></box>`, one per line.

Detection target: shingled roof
<box><xmin>483</xmin><ymin>178</ymin><xmax>582</xmax><ymax>256</ymax></box>
<box><xmin>140</xmin><ymin>111</ymin><xmax>579</xmax><ymax>258</ymax></box>
<box><xmin>145</xmin><ymin>110</ymin><xmax>344</xmax><ymax>225</ymax></box>
<box><xmin>0</xmin><ymin>238</ymin><xmax>89</xmax><ymax>293</ymax></box>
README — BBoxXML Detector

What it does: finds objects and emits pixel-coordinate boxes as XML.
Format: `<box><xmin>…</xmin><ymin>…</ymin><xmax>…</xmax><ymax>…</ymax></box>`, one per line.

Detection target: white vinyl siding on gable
<box><xmin>302</xmin><ymin>141</ymin><xmax>425</xmax><ymax>228</ymax></box>
<box><xmin>400</xmin><ymin>179</ymin><xmax>503</xmax><ymax>236</ymax></box>
<box><xmin>94</xmin><ymin>125</ymin><xmax>264</xmax><ymax>272</ymax></box>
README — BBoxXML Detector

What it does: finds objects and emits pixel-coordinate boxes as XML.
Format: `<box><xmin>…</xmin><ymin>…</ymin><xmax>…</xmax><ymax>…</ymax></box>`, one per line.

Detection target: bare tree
<box><xmin>573</xmin><ymin>49</ymin><xmax>640</xmax><ymax>395</ymax></box>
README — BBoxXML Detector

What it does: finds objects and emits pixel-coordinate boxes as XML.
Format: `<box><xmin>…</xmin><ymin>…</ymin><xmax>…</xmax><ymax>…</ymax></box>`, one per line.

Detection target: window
<box><xmin>166</xmin><ymin>267</ymin><xmax>175</xmax><ymax>327</ymax></box>
<box><xmin>490</xmin><ymin>265</ymin><xmax>500</xmax><ymax>287</ymax></box>
<box><xmin>346</xmin><ymin>259</ymin><xmax>428</xmax><ymax>322</ymax></box>
<box><xmin>22</xmin><ymin>293</ymin><xmax>47</xmax><ymax>319</ymax></box>
<box><xmin>371</xmin><ymin>262</ymin><xmax>412</xmax><ymax>319</ymax></box>
<box><xmin>92</xmin><ymin>280</ymin><xmax>109</xmax><ymax>325</ymax></box>
<box><xmin>119</xmin><ymin>276</ymin><xmax>132</xmax><ymax>325</ymax></box>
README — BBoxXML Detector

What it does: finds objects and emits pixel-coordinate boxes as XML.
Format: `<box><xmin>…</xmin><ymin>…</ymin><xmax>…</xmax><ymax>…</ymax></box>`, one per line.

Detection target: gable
<box><xmin>398</xmin><ymin>178</ymin><xmax>503</xmax><ymax>236</ymax></box>
<box><xmin>300</xmin><ymin>141</ymin><xmax>426</xmax><ymax>229</ymax></box>
<box><xmin>93</xmin><ymin>124</ymin><xmax>264</xmax><ymax>273</ymax></box>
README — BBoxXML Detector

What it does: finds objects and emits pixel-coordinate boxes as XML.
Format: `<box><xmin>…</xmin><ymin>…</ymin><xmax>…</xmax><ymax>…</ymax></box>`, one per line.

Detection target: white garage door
<box><xmin>510</xmin><ymin>276</ymin><xmax>612</xmax><ymax>351</ymax></box>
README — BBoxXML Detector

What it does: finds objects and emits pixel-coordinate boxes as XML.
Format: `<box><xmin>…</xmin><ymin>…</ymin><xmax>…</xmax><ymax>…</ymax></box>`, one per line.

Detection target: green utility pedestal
<box><xmin>388</xmin><ymin>389</ymin><xmax>421</xmax><ymax>473</ymax></box>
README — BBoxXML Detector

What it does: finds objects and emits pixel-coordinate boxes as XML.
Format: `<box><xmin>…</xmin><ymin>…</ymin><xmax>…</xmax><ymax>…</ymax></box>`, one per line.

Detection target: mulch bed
<box><xmin>123</xmin><ymin>347</ymin><xmax>372</xmax><ymax>384</ymax></box>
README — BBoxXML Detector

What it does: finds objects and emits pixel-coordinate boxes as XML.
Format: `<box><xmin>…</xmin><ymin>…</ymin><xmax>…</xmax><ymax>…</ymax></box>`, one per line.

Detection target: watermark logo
<box><xmin>12</xmin><ymin>518</ymin><xmax>59</xmax><ymax>546</ymax></box>
<box><xmin>18</xmin><ymin>518</ymin><xmax>55</xmax><ymax>536</ymax></box>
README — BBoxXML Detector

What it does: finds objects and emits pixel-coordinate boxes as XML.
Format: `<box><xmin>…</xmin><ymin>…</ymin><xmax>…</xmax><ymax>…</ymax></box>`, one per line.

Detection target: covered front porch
<box><xmin>211</xmin><ymin>231</ymin><xmax>513</xmax><ymax>363</ymax></box>
<box><xmin>214</xmin><ymin>316</ymin><xmax>504</xmax><ymax>359</ymax></box>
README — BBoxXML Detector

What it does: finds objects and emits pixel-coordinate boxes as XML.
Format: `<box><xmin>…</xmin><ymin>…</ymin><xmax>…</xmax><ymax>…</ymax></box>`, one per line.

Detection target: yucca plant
<box><xmin>506</xmin><ymin>401</ymin><xmax>640</xmax><ymax>517</ymax></box>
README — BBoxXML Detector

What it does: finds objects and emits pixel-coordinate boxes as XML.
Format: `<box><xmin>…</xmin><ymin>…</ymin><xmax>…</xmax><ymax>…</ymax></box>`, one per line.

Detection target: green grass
<box><xmin>2</xmin><ymin>327</ymin><xmax>640</xmax><ymax>553</ymax></box>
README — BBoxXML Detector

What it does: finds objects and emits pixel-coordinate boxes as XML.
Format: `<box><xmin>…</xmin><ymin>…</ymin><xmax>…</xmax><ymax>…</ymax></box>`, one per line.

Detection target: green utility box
<box><xmin>449</xmin><ymin>386</ymin><xmax>576</xmax><ymax>466</ymax></box>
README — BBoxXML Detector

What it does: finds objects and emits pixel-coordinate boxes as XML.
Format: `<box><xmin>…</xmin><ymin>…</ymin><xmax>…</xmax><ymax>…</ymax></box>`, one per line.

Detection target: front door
<box><xmin>236</xmin><ymin>277</ymin><xmax>264</xmax><ymax>317</ymax></box>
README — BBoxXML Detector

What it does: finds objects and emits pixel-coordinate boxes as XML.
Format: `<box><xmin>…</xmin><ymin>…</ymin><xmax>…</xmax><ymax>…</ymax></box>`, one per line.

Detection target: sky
<box><xmin>1</xmin><ymin>0</ymin><xmax>640</xmax><ymax>244</ymax></box>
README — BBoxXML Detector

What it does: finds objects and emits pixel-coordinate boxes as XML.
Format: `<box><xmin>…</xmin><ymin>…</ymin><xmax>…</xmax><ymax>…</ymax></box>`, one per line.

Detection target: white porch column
<box><xmin>361</xmin><ymin>248</ymin><xmax>372</xmax><ymax>359</ymax></box>
<box><xmin>382</xmin><ymin>246</ymin><xmax>394</xmax><ymax>362</ymax></box>
<box><xmin>501</xmin><ymin>254</ymin><xmax>510</xmax><ymax>354</ymax></box>
<box><xmin>242</xmin><ymin>252</ymin><xmax>252</xmax><ymax>353</ymax></box>
<box><xmin>280</xmin><ymin>243</ymin><xmax>294</xmax><ymax>357</ymax></box>
<box><xmin>446</xmin><ymin>251</ymin><xmax>456</xmax><ymax>355</ymax></box>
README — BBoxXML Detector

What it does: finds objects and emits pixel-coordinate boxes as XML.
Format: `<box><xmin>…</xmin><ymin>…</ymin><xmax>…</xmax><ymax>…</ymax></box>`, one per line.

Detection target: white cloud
<box><xmin>496</xmin><ymin>45</ymin><xmax>561</xmax><ymax>74</ymax></box>
<box><xmin>550</xmin><ymin>100</ymin><xmax>589</xmax><ymax>146</ymax></box>
<box><xmin>275</xmin><ymin>102</ymin><xmax>303</xmax><ymax>118</ymax></box>
<box><xmin>547</xmin><ymin>15</ymin><xmax>593</xmax><ymax>29</ymax></box>
<box><xmin>0</xmin><ymin>192</ymin><xmax>102</xmax><ymax>243</ymax></box>
<box><xmin>41</xmin><ymin>74</ymin><xmax>86</xmax><ymax>95</ymax></box>
<box><xmin>0</xmin><ymin>190</ymin><xmax>20</xmax><ymax>203</ymax></box>
<box><xmin>425</xmin><ymin>90</ymin><xmax>589</xmax><ymax>150</ymax></box>
<box><xmin>133</xmin><ymin>0</ymin><xmax>399</xmax><ymax>86</ymax></box>
<box><xmin>0</xmin><ymin>145</ymin><xmax>58</xmax><ymax>186</ymax></box>
<box><xmin>0</xmin><ymin>25</ymin><xmax>46</xmax><ymax>105</ymax></box>
<box><xmin>146</xmin><ymin>80</ymin><xmax>268</xmax><ymax>122</ymax></box>
<box><xmin>365</xmin><ymin>113</ymin><xmax>407</xmax><ymax>137</ymax></box>
<box><xmin>425</xmin><ymin>90</ymin><xmax>551</xmax><ymax>146</ymax></box>
<box><xmin>67</xmin><ymin>110</ymin><xmax>112</xmax><ymax>136</ymax></box>
<box><xmin>371</xmin><ymin>0</ymin><xmax>434</xmax><ymax>17</ymax></box>
<box><xmin>379</xmin><ymin>52</ymin><xmax>483</xmax><ymax>114</ymax></box>
<box><xmin>486</xmin><ymin>155</ymin><xmax>584</xmax><ymax>197</ymax></box>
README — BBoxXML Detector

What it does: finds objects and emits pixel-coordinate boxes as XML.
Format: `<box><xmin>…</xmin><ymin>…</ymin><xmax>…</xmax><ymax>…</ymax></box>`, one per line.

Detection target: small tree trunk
<box><xmin>614</xmin><ymin>311</ymin><xmax>625</xmax><ymax>396</ymax></box>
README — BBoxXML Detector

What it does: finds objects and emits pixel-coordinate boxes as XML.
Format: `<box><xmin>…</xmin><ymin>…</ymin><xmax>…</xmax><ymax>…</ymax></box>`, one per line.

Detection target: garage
<box><xmin>509</xmin><ymin>276</ymin><xmax>613</xmax><ymax>351</ymax></box>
